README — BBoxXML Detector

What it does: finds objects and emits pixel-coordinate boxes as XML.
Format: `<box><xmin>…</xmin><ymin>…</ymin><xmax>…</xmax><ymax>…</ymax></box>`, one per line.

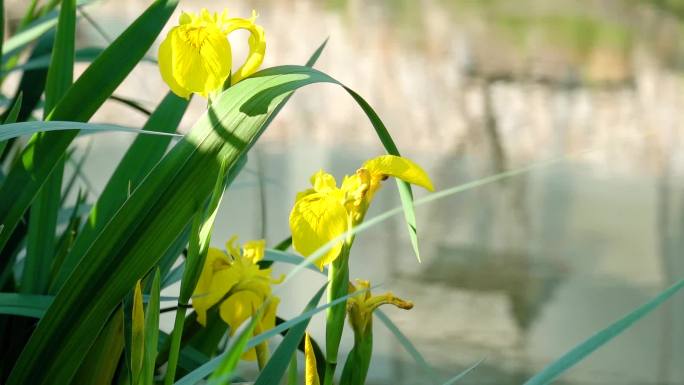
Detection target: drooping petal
<box><xmin>224</xmin><ymin>11</ymin><xmax>266</xmax><ymax>84</ymax></box>
<box><xmin>158</xmin><ymin>27</ymin><xmax>191</xmax><ymax>99</ymax></box>
<box><xmin>289</xmin><ymin>193</ymin><xmax>349</xmax><ymax>270</ymax></box>
<box><xmin>219</xmin><ymin>290</ymin><xmax>262</xmax><ymax>335</ymax></box>
<box><xmin>362</xmin><ymin>155</ymin><xmax>434</xmax><ymax>191</ymax></box>
<box><xmin>192</xmin><ymin>248</ymin><xmax>237</xmax><ymax>325</ymax></box>
<box><xmin>305</xmin><ymin>333</ymin><xmax>321</xmax><ymax>385</ymax></box>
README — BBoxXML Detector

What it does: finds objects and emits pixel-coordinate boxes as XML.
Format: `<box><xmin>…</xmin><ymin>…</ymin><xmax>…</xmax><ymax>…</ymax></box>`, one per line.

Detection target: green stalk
<box><xmin>323</xmin><ymin>245</ymin><xmax>351</xmax><ymax>385</ymax></box>
<box><xmin>164</xmin><ymin>303</ymin><xmax>188</xmax><ymax>385</ymax></box>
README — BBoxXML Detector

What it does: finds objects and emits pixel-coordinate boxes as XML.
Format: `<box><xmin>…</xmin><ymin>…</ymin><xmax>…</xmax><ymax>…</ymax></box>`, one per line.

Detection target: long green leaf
<box><xmin>0</xmin><ymin>292</ymin><xmax>52</xmax><ymax>318</ymax></box>
<box><xmin>2</xmin><ymin>10</ymin><xmax>58</xmax><ymax>58</ymax></box>
<box><xmin>0</xmin><ymin>121</ymin><xmax>182</xmax><ymax>141</ymax></box>
<box><xmin>0</xmin><ymin>93</ymin><xmax>23</xmax><ymax>156</ymax></box>
<box><xmin>0</xmin><ymin>0</ymin><xmax>178</xmax><ymax>253</ymax></box>
<box><xmin>22</xmin><ymin>0</ymin><xmax>76</xmax><ymax>295</ymax></box>
<box><xmin>523</xmin><ymin>278</ymin><xmax>684</xmax><ymax>385</ymax></box>
<box><xmin>52</xmin><ymin>93</ymin><xmax>188</xmax><ymax>291</ymax></box>
<box><xmin>344</xmin><ymin>87</ymin><xmax>421</xmax><ymax>262</ymax></box>
<box><xmin>44</xmin><ymin>0</ymin><xmax>75</xmax><ymax>114</ymax></box>
<box><xmin>1</xmin><ymin>0</ymin><xmax>92</xmax><ymax>59</ymax></box>
<box><xmin>70</xmin><ymin>308</ymin><xmax>125</xmax><ymax>385</ymax></box>
<box><xmin>205</xmin><ymin>310</ymin><xmax>262</xmax><ymax>385</ymax></box>
<box><xmin>440</xmin><ymin>359</ymin><xmax>484</xmax><ymax>385</ymax></box>
<box><xmin>253</xmin><ymin>285</ymin><xmax>327</xmax><ymax>385</ymax></box>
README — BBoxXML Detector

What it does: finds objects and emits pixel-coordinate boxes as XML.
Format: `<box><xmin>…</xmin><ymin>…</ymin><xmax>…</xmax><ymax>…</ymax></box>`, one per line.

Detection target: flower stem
<box><xmin>324</xmin><ymin>244</ymin><xmax>351</xmax><ymax>384</ymax></box>
<box><xmin>163</xmin><ymin>306</ymin><xmax>187</xmax><ymax>385</ymax></box>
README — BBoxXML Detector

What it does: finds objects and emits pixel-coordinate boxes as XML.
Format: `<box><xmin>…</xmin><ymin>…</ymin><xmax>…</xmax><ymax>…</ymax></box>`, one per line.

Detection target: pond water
<box><xmin>21</xmin><ymin>0</ymin><xmax>684</xmax><ymax>383</ymax></box>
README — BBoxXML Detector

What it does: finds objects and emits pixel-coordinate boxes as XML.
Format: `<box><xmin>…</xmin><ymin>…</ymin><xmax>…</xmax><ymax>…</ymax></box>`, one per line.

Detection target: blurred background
<box><xmin>6</xmin><ymin>0</ymin><xmax>684</xmax><ymax>384</ymax></box>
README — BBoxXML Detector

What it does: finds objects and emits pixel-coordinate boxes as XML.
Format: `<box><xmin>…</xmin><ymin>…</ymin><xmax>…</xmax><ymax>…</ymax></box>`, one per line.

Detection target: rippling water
<box><xmin>9</xmin><ymin>0</ymin><xmax>684</xmax><ymax>383</ymax></box>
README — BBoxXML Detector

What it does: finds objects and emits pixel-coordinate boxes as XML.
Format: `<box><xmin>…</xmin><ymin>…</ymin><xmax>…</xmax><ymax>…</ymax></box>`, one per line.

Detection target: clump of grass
<box><xmin>0</xmin><ymin>1</ymin><xmax>680</xmax><ymax>385</ymax></box>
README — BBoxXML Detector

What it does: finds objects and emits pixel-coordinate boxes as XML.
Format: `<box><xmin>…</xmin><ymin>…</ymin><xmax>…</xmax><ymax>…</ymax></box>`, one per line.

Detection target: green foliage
<box><xmin>0</xmin><ymin>1</ymin><xmax>681</xmax><ymax>385</ymax></box>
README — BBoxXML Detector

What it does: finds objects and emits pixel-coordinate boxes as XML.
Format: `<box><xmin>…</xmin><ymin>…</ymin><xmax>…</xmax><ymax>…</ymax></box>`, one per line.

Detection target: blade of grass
<box><xmin>344</xmin><ymin>88</ymin><xmax>421</xmax><ymax>262</ymax></box>
<box><xmin>22</xmin><ymin>0</ymin><xmax>76</xmax><ymax>295</ymax></box>
<box><xmin>375</xmin><ymin>310</ymin><xmax>440</xmax><ymax>383</ymax></box>
<box><xmin>0</xmin><ymin>121</ymin><xmax>183</xmax><ymax>141</ymax></box>
<box><xmin>109</xmin><ymin>94</ymin><xmax>153</xmax><ymax>116</ymax></box>
<box><xmin>142</xmin><ymin>270</ymin><xmax>160</xmax><ymax>385</ymax></box>
<box><xmin>53</xmin><ymin>93</ymin><xmax>188</xmax><ymax>292</ymax></box>
<box><xmin>70</xmin><ymin>308</ymin><xmax>125</xmax><ymax>385</ymax></box>
<box><xmin>1</xmin><ymin>0</ymin><xmax>92</xmax><ymax>59</ymax></box>
<box><xmin>523</xmin><ymin>278</ymin><xmax>684</xmax><ymax>385</ymax></box>
<box><xmin>440</xmin><ymin>358</ymin><xmax>485</xmax><ymax>385</ymax></box>
<box><xmin>0</xmin><ymin>292</ymin><xmax>52</xmax><ymax>317</ymax></box>
<box><xmin>205</xmin><ymin>311</ymin><xmax>262</xmax><ymax>385</ymax></box>
<box><xmin>0</xmin><ymin>93</ymin><xmax>23</xmax><ymax>157</ymax></box>
<box><xmin>253</xmin><ymin>286</ymin><xmax>327</xmax><ymax>385</ymax></box>
<box><xmin>0</xmin><ymin>0</ymin><xmax>179</xmax><ymax>253</ymax></box>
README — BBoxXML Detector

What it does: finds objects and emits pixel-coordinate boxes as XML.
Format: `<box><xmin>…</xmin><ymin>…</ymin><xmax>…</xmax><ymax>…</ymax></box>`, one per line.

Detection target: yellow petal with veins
<box><xmin>158</xmin><ymin>9</ymin><xmax>232</xmax><ymax>98</ymax></box>
<box><xmin>158</xmin><ymin>29</ymin><xmax>191</xmax><ymax>99</ymax></box>
<box><xmin>289</xmin><ymin>192</ymin><xmax>348</xmax><ymax>270</ymax></box>
<box><xmin>362</xmin><ymin>155</ymin><xmax>434</xmax><ymax>191</ymax></box>
<box><xmin>219</xmin><ymin>290</ymin><xmax>262</xmax><ymax>335</ymax></box>
<box><xmin>192</xmin><ymin>248</ymin><xmax>238</xmax><ymax>325</ymax></box>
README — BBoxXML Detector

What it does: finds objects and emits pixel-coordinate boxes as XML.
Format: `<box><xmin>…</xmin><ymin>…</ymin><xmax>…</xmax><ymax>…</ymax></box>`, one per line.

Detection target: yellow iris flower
<box><xmin>347</xmin><ymin>279</ymin><xmax>413</xmax><ymax>338</ymax></box>
<box><xmin>289</xmin><ymin>155</ymin><xmax>434</xmax><ymax>270</ymax></box>
<box><xmin>192</xmin><ymin>236</ymin><xmax>279</xmax><ymax>361</ymax></box>
<box><xmin>158</xmin><ymin>8</ymin><xmax>266</xmax><ymax>98</ymax></box>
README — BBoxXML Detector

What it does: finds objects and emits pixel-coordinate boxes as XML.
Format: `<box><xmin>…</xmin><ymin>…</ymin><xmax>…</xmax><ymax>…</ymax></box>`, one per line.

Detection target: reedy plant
<box><xmin>0</xmin><ymin>1</ymin><xmax>683</xmax><ymax>385</ymax></box>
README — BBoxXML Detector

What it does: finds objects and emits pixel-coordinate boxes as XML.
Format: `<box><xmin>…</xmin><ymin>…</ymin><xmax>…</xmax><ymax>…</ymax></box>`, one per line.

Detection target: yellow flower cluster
<box><xmin>159</xmin><ymin>8</ymin><xmax>266</xmax><ymax>98</ymax></box>
<box><xmin>192</xmin><ymin>236</ymin><xmax>279</xmax><ymax>360</ymax></box>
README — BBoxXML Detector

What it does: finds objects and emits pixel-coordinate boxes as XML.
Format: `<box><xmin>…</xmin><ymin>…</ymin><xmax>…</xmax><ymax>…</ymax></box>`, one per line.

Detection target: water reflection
<box><xmin>48</xmin><ymin>0</ymin><xmax>684</xmax><ymax>383</ymax></box>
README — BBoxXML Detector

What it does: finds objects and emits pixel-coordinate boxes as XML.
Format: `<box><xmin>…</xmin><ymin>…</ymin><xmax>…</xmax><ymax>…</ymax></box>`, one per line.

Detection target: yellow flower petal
<box><xmin>158</xmin><ymin>10</ymin><xmax>232</xmax><ymax>98</ymax></box>
<box><xmin>192</xmin><ymin>248</ymin><xmax>237</xmax><ymax>325</ymax></box>
<box><xmin>289</xmin><ymin>192</ymin><xmax>348</xmax><ymax>270</ymax></box>
<box><xmin>170</xmin><ymin>25</ymin><xmax>231</xmax><ymax>97</ymax></box>
<box><xmin>311</xmin><ymin>170</ymin><xmax>337</xmax><ymax>193</ymax></box>
<box><xmin>219</xmin><ymin>290</ymin><xmax>262</xmax><ymax>335</ymax></box>
<box><xmin>259</xmin><ymin>296</ymin><xmax>280</xmax><ymax>332</ymax></box>
<box><xmin>224</xmin><ymin>11</ymin><xmax>266</xmax><ymax>84</ymax></box>
<box><xmin>158</xmin><ymin>28</ymin><xmax>191</xmax><ymax>99</ymax></box>
<box><xmin>305</xmin><ymin>333</ymin><xmax>320</xmax><ymax>385</ymax></box>
<box><xmin>243</xmin><ymin>239</ymin><xmax>266</xmax><ymax>263</ymax></box>
<box><xmin>362</xmin><ymin>155</ymin><xmax>434</xmax><ymax>191</ymax></box>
